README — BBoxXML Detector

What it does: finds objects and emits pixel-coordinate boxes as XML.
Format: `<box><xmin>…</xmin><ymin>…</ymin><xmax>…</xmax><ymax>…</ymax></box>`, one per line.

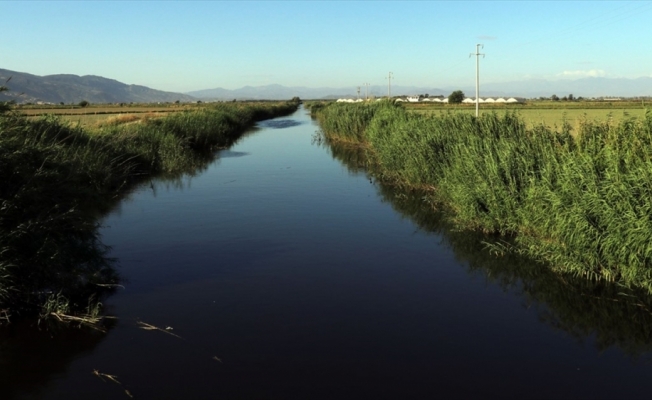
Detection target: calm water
<box><xmin>3</xmin><ymin>107</ymin><xmax>652</xmax><ymax>399</ymax></box>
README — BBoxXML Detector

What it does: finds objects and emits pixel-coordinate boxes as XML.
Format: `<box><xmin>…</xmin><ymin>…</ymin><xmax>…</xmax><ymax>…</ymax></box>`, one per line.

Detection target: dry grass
<box><xmin>0</xmin><ymin>309</ymin><xmax>10</xmax><ymax>324</ymax></box>
<box><xmin>50</xmin><ymin>312</ymin><xmax>103</xmax><ymax>326</ymax></box>
<box><xmin>93</xmin><ymin>369</ymin><xmax>122</xmax><ymax>385</ymax></box>
<box><xmin>92</xmin><ymin>369</ymin><xmax>134</xmax><ymax>398</ymax></box>
<box><xmin>94</xmin><ymin>112</ymin><xmax>168</xmax><ymax>128</ymax></box>
<box><xmin>48</xmin><ymin>312</ymin><xmax>117</xmax><ymax>332</ymax></box>
<box><xmin>17</xmin><ymin>104</ymin><xmax>189</xmax><ymax>116</ymax></box>
<box><xmin>17</xmin><ymin>105</ymin><xmax>190</xmax><ymax>128</ymax></box>
<box><xmin>137</xmin><ymin>320</ymin><xmax>182</xmax><ymax>339</ymax></box>
<box><xmin>25</xmin><ymin>111</ymin><xmax>172</xmax><ymax>129</ymax></box>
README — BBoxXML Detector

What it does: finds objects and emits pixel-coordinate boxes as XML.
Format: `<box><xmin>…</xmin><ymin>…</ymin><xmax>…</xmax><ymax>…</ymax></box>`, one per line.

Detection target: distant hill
<box><xmin>187</xmin><ymin>78</ymin><xmax>652</xmax><ymax>100</ymax></box>
<box><xmin>454</xmin><ymin>77</ymin><xmax>652</xmax><ymax>99</ymax></box>
<box><xmin>187</xmin><ymin>84</ymin><xmax>448</xmax><ymax>101</ymax></box>
<box><xmin>0</xmin><ymin>68</ymin><xmax>196</xmax><ymax>104</ymax></box>
<box><xmin>3</xmin><ymin>66</ymin><xmax>650</xmax><ymax>104</ymax></box>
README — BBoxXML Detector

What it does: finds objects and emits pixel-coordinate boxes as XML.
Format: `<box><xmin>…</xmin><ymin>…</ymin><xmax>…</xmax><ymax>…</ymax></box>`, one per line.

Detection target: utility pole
<box><xmin>470</xmin><ymin>44</ymin><xmax>485</xmax><ymax>117</ymax></box>
<box><xmin>363</xmin><ymin>83</ymin><xmax>370</xmax><ymax>100</ymax></box>
<box><xmin>357</xmin><ymin>86</ymin><xmax>361</xmax><ymax>100</ymax></box>
<box><xmin>387</xmin><ymin>72</ymin><xmax>394</xmax><ymax>99</ymax></box>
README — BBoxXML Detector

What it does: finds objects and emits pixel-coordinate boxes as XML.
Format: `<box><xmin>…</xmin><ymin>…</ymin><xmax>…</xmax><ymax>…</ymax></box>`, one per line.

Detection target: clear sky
<box><xmin>3</xmin><ymin>1</ymin><xmax>651</xmax><ymax>92</ymax></box>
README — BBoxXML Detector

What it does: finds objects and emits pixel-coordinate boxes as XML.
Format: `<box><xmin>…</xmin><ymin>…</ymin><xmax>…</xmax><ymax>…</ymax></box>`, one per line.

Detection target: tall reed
<box><xmin>313</xmin><ymin>103</ymin><xmax>652</xmax><ymax>293</ymax></box>
<box><xmin>327</xmin><ymin>136</ymin><xmax>652</xmax><ymax>356</ymax></box>
<box><xmin>0</xmin><ymin>99</ymin><xmax>300</xmax><ymax>319</ymax></box>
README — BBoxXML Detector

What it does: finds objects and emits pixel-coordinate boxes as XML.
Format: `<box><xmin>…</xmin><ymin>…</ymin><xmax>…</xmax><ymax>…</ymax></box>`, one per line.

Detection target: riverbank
<box><xmin>0</xmin><ymin>93</ymin><xmax>300</xmax><ymax>323</ymax></box>
<box><xmin>311</xmin><ymin>101</ymin><xmax>652</xmax><ymax>294</ymax></box>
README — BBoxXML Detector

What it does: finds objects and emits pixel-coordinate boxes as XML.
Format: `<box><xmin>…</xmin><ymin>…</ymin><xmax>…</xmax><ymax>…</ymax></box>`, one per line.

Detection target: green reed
<box><xmin>313</xmin><ymin>102</ymin><xmax>652</xmax><ymax>293</ymax></box>
<box><xmin>0</xmin><ymin>99</ymin><xmax>299</xmax><ymax>320</ymax></box>
<box><xmin>326</xmin><ymin>136</ymin><xmax>652</xmax><ymax>356</ymax></box>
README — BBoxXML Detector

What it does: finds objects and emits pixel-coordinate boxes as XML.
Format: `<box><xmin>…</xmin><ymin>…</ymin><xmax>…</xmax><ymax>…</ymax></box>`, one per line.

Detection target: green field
<box><xmin>405</xmin><ymin>103</ymin><xmax>648</xmax><ymax>131</ymax></box>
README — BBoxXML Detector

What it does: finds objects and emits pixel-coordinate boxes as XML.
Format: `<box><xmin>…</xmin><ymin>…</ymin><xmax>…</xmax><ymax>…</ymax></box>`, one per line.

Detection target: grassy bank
<box><xmin>0</xmin><ymin>91</ymin><xmax>299</xmax><ymax>323</ymax></box>
<box><xmin>326</xmin><ymin>142</ymin><xmax>652</xmax><ymax>356</ymax></box>
<box><xmin>313</xmin><ymin>101</ymin><xmax>652</xmax><ymax>294</ymax></box>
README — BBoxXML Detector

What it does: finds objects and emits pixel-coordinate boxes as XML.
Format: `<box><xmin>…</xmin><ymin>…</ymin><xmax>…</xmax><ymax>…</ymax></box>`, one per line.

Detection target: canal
<box><xmin>3</xmin><ymin>106</ymin><xmax>652</xmax><ymax>399</ymax></box>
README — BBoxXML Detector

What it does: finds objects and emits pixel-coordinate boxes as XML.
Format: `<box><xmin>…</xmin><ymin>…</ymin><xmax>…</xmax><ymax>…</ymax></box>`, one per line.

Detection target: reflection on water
<box><xmin>4</xmin><ymin>108</ymin><xmax>652</xmax><ymax>399</ymax></box>
<box><xmin>324</xmin><ymin>134</ymin><xmax>652</xmax><ymax>357</ymax></box>
<box><xmin>0</xmin><ymin>120</ymin><xmax>263</xmax><ymax>399</ymax></box>
<box><xmin>257</xmin><ymin>119</ymin><xmax>303</xmax><ymax>129</ymax></box>
<box><xmin>0</xmin><ymin>319</ymin><xmax>117</xmax><ymax>400</ymax></box>
<box><xmin>217</xmin><ymin>150</ymin><xmax>250</xmax><ymax>158</ymax></box>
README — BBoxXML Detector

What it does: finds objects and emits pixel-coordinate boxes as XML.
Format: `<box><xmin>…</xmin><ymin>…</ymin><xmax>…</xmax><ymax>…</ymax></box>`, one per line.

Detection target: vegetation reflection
<box><xmin>0</xmin><ymin>86</ymin><xmax>300</xmax><ymax>323</ymax></box>
<box><xmin>321</xmin><ymin>134</ymin><xmax>652</xmax><ymax>357</ymax></box>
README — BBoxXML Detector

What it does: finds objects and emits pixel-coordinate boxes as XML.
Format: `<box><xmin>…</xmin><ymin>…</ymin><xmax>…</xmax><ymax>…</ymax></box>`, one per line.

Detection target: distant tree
<box><xmin>59</xmin><ymin>102</ymin><xmax>64</xmax><ymax>105</ymax></box>
<box><xmin>78</xmin><ymin>100</ymin><xmax>89</xmax><ymax>108</ymax></box>
<box><xmin>551</xmin><ymin>94</ymin><xmax>560</xmax><ymax>101</ymax></box>
<box><xmin>424</xmin><ymin>93</ymin><xmax>429</xmax><ymax>98</ymax></box>
<box><xmin>291</xmin><ymin>96</ymin><xmax>301</xmax><ymax>103</ymax></box>
<box><xmin>561</xmin><ymin>96</ymin><xmax>568</xmax><ymax>101</ymax></box>
<box><xmin>448</xmin><ymin>90</ymin><xmax>465</xmax><ymax>104</ymax></box>
<box><xmin>174</xmin><ymin>100</ymin><xmax>180</xmax><ymax>104</ymax></box>
<box><xmin>568</xmin><ymin>94</ymin><xmax>574</xmax><ymax>101</ymax></box>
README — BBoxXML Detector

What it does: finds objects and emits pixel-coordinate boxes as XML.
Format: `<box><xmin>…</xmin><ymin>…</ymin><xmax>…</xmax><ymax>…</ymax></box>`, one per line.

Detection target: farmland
<box><xmin>404</xmin><ymin>100</ymin><xmax>649</xmax><ymax>131</ymax></box>
<box><xmin>15</xmin><ymin>103</ymin><xmax>200</xmax><ymax>128</ymax></box>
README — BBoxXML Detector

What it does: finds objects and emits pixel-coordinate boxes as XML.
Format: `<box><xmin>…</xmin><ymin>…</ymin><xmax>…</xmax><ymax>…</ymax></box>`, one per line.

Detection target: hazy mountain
<box><xmin>0</xmin><ymin>68</ymin><xmax>196</xmax><ymax>104</ymax></box>
<box><xmin>455</xmin><ymin>77</ymin><xmax>652</xmax><ymax>99</ymax></box>
<box><xmin>187</xmin><ymin>85</ymin><xmax>448</xmax><ymax>100</ymax></box>
<box><xmin>190</xmin><ymin>78</ymin><xmax>652</xmax><ymax>100</ymax></box>
<box><xmin>2</xmin><ymin>66</ymin><xmax>650</xmax><ymax>104</ymax></box>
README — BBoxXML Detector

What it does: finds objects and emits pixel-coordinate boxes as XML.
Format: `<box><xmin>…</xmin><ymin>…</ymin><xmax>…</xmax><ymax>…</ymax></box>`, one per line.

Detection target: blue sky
<box><xmin>3</xmin><ymin>1</ymin><xmax>651</xmax><ymax>92</ymax></box>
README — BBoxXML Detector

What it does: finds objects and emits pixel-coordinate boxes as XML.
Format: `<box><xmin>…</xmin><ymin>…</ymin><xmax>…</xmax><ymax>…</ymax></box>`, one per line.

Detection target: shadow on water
<box><xmin>0</xmin><ymin>319</ymin><xmax>117</xmax><ymax>400</ymax></box>
<box><xmin>256</xmin><ymin>119</ymin><xmax>303</xmax><ymax>129</ymax></box>
<box><xmin>322</xmin><ymin>134</ymin><xmax>652</xmax><ymax>358</ymax></box>
<box><xmin>217</xmin><ymin>150</ymin><xmax>250</xmax><ymax>158</ymax></box>
<box><xmin>0</xmin><ymin>124</ymin><xmax>261</xmax><ymax>399</ymax></box>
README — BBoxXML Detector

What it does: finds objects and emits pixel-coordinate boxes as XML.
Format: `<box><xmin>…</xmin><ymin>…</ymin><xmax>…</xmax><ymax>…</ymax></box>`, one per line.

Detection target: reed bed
<box><xmin>0</xmin><ymin>96</ymin><xmax>299</xmax><ymax>321</ymax></box>
<box><xmin>314</xmin><ymin>102</ymin><xmax>652</xmax><ymax>293</ymax></box>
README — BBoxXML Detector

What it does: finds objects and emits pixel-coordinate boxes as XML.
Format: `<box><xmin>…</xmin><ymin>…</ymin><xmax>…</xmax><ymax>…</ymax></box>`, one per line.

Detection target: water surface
<box><xmin>3</xmin><ymin>107</ymin><xmax>652</xmax><ymax>399</ymax></box>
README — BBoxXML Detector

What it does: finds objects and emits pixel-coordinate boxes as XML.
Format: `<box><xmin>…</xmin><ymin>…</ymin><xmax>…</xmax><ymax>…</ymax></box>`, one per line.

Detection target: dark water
<box><xmin>3</xmin><ymin>107</ymin><xmax>652</xmax><ymax>399</ymax></box>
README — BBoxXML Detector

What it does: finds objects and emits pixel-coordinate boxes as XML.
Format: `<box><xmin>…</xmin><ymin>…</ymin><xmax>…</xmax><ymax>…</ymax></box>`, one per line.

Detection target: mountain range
<box><xmin>186</xmin><ymin>84</ymin><xmax>448</xmax><ymax>101</ymax></box>
<box><xmin>0</xmin><ymin>68</ymin><xmax>196</xmax><ymax>104</ymax></box>
<box><xmin>1</xmin><ymin>67</ymin><xmax>651</xmax><ymax>104</ymax></box>
<box><xmin>479</xmin><ymin>77</ymin><xmax>652</xmax><ymax>99</ymax></box>
<box><xmin>187</xmin><ymin>78</ymin><xmax>652</xmax><ymax>100</ymax></box>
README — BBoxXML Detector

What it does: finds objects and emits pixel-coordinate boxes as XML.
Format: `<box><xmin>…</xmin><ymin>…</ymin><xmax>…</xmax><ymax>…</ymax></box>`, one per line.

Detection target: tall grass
<box><xmin>328</xmin><ymin>136</ymin><xmax>652</xmax><ymax>356</ymax></box>
<box><xmin>0</xmin><ymin>99</ymin><xmax>299</xmax><ymax>320</ymax></box>
<box><xmin>313</xmin><ymin>102</ymin><xmax>652</xmax><ymax>293</ymax></box>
